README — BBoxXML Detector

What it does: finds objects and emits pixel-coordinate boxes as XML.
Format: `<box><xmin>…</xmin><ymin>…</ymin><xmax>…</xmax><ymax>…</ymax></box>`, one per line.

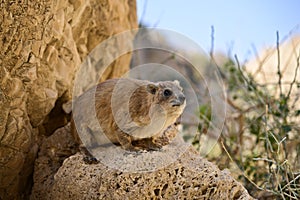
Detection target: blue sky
<box><xmin>137</xmin><ymin>0</ymin><xmax>300</xmax><ymax>61</ymax></box>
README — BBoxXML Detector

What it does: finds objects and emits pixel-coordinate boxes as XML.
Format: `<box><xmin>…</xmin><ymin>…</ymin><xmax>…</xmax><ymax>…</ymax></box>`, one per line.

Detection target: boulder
<box><xmin>31</xmin><ymin>124</ymin><xmax>254</xmax><ymax>200</ymax></box>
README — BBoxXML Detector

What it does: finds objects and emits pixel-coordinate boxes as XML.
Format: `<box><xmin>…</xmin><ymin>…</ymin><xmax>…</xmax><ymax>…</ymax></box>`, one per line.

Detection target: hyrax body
<box><xmin>72</xmin><ymin>78</ymin><xmax>186</xmax><ymax>151</ymax></box>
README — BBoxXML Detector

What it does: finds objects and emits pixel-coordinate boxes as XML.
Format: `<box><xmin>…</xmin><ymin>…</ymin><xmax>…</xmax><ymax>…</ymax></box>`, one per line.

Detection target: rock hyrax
<box><xmin>72</xmin><ymin>78</ymin><xmax>186</xmax><ymax>151</ymax></box>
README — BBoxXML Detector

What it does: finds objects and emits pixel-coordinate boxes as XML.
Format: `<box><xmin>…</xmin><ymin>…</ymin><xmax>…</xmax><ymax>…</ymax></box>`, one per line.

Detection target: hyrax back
<box><xmin>72</xmin><ymin>78</ymin><xmax>186</xmax><ymax>151</ymax></box>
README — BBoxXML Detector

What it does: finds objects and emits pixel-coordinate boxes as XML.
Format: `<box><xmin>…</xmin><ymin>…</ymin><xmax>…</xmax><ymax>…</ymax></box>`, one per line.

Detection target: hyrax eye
<box><xmin>163</xmin><ymin>89</ymin><xmax>172</xmax><ymax>97</ymax></box>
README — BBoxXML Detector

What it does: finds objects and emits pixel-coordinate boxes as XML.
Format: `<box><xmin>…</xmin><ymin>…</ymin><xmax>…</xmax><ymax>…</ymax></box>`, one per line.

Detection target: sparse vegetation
<box><xmin>195</xmin><ymin>31</ymin><xmax>300</xmax><ymax>199</ymax></box>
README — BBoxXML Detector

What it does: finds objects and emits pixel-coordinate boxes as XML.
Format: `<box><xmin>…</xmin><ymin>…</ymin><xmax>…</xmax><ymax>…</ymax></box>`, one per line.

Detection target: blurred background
<box><xmin>133</xmin><ymin>1</ymin><xmax>300</xmax><ymax>199</ymax></box>
<box><xmin>137</xmin><ymin>0</ymin><xmax>300</xmax><ymax>62</ymax></box>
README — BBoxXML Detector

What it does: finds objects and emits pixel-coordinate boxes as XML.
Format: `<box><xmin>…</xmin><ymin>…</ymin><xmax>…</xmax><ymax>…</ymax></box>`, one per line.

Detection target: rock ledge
<box><xmin>31</xmin><ymin>125</ymin><xmax>254</xmax><ymax>200</ymax></box>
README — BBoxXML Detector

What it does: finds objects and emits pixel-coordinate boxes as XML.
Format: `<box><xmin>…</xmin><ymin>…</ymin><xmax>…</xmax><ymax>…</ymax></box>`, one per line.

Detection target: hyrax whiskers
<box><xmin>72</xmin><ymin>78</ymin><xmax>186</xmax><ymax>151</ymax></box>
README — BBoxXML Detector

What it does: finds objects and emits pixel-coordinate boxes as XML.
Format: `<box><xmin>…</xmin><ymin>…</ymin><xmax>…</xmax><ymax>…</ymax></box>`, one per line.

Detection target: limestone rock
<box><xmin>0</xmin><ymin>0</ymin><xmax>137</xmax><ymax>199</ymax></box>
<box><xmin>31</xmin><ymin>124</ymin><xmax>77</xmax><ymax>200</ymax></box>
<box><xmin>31</xmin><ymin>125</ymin><xmax>254</xmax><ymax>200</ymax></box>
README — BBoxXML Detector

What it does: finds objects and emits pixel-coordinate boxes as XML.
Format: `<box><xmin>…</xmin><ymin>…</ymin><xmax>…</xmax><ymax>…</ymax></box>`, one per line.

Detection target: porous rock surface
<box><xmin>30</xmin><ymin>124</ymin><xmax>77</xmax><ymax>199</ymax></box>
<box><xmin>31</xmin><ymin>125</ymin><xmax>254</xmax><ymax>200</ymax></box>
<box><xmin>0</xmin><ymin>0</ymin><xmax>137</xmax><ymax>199</ymax></box>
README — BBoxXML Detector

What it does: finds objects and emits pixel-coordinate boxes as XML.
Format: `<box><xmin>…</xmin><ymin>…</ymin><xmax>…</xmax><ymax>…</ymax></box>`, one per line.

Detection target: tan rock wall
<box><xmin>0</xmin><ymin>0</ymin><xmax>137</xmax><ymax>199</ymax></box>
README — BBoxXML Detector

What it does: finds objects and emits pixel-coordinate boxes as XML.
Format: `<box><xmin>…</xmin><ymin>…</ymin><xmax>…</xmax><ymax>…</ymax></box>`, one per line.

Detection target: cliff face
<box><xmin>0</xmin><ymin>1</ymin><xmax>137</xmax><ymax>199</ymax></box>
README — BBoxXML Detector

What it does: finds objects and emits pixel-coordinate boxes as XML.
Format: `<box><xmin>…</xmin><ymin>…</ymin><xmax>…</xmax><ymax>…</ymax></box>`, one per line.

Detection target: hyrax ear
<box><xmin>173</xmin><ymin>80</ymin><xmax>180</xmax><ymax>86</ymax></box>
<box><xmin>147</xmin><ymin>83</ymin><xmax>158</xmax><ymax>95</ymax></box>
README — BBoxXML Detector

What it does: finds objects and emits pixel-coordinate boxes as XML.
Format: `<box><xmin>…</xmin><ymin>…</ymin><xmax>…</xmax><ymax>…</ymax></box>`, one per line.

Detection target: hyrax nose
<box><xmin>178</xmin><ymin>94</ymin><xmax>186</xmax><ymax>104</ymax></box>
<box><xmin>171</xmin><ymin>94</ymin><xmax>186</xmax><ymax>107</ymax></box>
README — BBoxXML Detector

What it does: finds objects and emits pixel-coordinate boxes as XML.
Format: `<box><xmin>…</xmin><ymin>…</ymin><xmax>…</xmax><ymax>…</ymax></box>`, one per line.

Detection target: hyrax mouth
<box><xmin>171</xmin><ymin>100</ymin><xmax>182</xmax><ymax>107</ymax></box>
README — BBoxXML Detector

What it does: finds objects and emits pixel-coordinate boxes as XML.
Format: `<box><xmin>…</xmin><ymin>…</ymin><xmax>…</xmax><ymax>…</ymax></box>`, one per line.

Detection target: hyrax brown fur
<box><xmin>72</xmin><ymin>78</ymin><xmax>186</xmax><ymax>151</ymax></box>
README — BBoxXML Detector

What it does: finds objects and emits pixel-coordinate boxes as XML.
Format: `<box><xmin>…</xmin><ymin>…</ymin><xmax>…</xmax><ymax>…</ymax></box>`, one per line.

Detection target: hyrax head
<box><xmin>147</xmin><ymin>80</ymin><xmax>186</xmax><ymax>116</ymax></box>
